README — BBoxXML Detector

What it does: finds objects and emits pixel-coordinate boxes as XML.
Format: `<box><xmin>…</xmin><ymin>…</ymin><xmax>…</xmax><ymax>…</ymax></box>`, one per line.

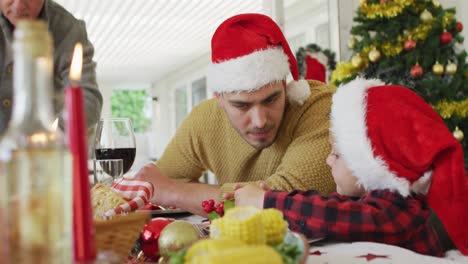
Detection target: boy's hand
<box><xmin>223</xmin><ymin>182</ymin><xmax>270</xmax><ymax>200</ymax></box>
<box><xmin>234</xmin><ymin>184</ymin><xmax>267</xmax><ymax>209</ymax></box>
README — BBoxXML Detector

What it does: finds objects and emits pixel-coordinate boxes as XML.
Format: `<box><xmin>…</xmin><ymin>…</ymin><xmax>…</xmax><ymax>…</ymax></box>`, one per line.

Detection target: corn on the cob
<box><xmin>218</xmin><ymin>206</ymin><xmax>266</xmax><ymax>245</ymax></box>
<box><xmin>184</xmin><ymin>238</ymin><xmax>245</xmax><ymax>261</ymax></box>
<box><xmin>260</xmin><ymin>208</ymin><xmax>288</xmax><ymax>245</ymax></box>
<box><xmin>209</xmin><ymin>218</ymin><xmax>224</xmax><ymax>239</ymax></box>
<box><xmin>187</xmin><ymin>244</ymin><xmax>283</xmax><ymax>264</ymax></box>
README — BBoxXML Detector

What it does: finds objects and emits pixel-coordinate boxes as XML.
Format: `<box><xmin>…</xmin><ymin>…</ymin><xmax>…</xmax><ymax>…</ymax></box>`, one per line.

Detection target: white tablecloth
<box><xmin>307</xmin><ymin>241</ymin><xmax>468</xmax><ymax>264</ymax></box>
<box><xmin>179</xmin><ymin>214</ymin><xmax>468</xmax><ymax>264</ymax></box>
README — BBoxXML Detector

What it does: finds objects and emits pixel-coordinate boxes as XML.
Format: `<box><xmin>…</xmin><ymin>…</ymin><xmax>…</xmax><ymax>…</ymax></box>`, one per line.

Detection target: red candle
<box><xmin>66</xmin><ymin>43</ymin><xmax>96</xmax><ymax>262</ymax></box>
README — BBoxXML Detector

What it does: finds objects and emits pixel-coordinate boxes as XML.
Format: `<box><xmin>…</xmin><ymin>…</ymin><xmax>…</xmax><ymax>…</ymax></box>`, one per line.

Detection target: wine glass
<box><xmin>93</xmin><ymin>159</ymin><xmax>124</xmax><ymax>186</ymax></box>
<box><xmin>94</xmin><ymin>118</ymin><xmax>136</xmax><ymax>175</ymax></box>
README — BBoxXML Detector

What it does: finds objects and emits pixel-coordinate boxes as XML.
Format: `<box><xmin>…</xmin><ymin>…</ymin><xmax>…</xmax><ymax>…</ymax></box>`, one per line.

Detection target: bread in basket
<box><xmin>91</xmin><ymin>184</ymin><xmax>150</xmax><ymax>261</ymax></box>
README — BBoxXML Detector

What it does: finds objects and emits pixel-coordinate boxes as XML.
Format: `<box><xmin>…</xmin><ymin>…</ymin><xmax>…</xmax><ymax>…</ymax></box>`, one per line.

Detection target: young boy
<box><xmin>232</xmin><ymin>78</ymin><xmax>468</xmax><ymax>257</ymax></box>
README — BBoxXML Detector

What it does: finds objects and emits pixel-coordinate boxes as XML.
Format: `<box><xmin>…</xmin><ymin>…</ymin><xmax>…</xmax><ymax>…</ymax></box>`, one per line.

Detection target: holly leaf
<box><xmin>168</xmin><ymin>248</ymin><xmax>187</xmax><ymax>264</ymax></box>
<box><xmin>207</xmin><ymin>211</ymin><xmax>220</xmax><ymax>221</ymax></box>
<box><xmin>223</xmin><ymin>199</ymin><xmax>235</xmax><ymax>212</ymax></box>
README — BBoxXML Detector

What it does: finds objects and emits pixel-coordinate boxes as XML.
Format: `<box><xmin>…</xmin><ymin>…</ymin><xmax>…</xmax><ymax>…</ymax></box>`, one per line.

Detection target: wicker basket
<box><xmin>94</xmin><ymin>211</ymin><xmax>150</xmax><ymax>261</ymax></box>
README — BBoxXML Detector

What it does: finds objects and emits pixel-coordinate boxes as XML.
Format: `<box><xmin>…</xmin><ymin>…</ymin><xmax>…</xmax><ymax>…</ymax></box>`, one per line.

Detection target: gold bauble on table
<box><xmin>432</xmin><ymin>61</ymin><xmax>444</xmax><ymax>75</ymax></box>
<box><xmin>420</xmin><ymin>9</ymin><xmax>433</xmax><ymax>23</ymax></box>
<box><xmin>351</xmin><ymin>54</ymin><xmax>363</xmax><ymax>68</ymax></box>
<box><xmin>453</xmin><ymin>126</ymin><xmax>464</xmax><ymax>142</ymax></box>
<box><xmin>368</xmin><ymin>49</ymin><xmax>381</xmax><ymax>62</ymax></box>
<box><xmin>158</xmin><ymin>220</ymin><xmax>200</xmax><ymax>258</ymax></box>
<box><xmin>445</xmin><ymin>62</ymin><xmax>457</xmax><ymax>75</ymax></box>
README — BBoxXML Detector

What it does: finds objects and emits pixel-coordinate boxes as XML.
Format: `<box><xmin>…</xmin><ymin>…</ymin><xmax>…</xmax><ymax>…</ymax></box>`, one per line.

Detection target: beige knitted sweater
<box><xmin>156</xmin><ymin>80</ymin><xmax>336</xmax><ymax>195</ymax></box>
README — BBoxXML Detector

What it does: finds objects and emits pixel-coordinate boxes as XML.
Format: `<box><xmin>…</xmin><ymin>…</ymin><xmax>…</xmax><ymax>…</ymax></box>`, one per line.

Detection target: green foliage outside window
<box><xmin>111</xmin><ymin>90</ymin><xmax>151</xmax><ymax>133</ymax></box>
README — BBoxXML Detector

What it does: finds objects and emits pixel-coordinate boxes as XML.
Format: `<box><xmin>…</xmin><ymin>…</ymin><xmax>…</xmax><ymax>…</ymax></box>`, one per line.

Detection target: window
<box><xmin>315</xmin><ymin>22</ymin><xmax>330</xmax><ymax>49</ymax></box>
<box><xmin>111</xmin><ymin>89</ymin><xmax>151</xmax><ymax>133</ymax></box>
<box><xmin>192</xmin><ymin>77</ymin><xmax>207</xmax><ymax>107</ymax></box>
<box><xmin>174</xmin><ymin>86</ymin><xmax>188</xmax><ymax>128</ymax></box>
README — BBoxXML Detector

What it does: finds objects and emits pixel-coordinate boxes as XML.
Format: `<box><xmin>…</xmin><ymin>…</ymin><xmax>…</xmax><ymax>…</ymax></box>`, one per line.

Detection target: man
<box><xmin>110</xmin><ymin>13</ymin><xmax>335</xmax><ymax>216</ymax></box>
<box><xmin>0</xmin><ymin>0</ymin><xmax>102</xmax><ymax>133</ymax></box>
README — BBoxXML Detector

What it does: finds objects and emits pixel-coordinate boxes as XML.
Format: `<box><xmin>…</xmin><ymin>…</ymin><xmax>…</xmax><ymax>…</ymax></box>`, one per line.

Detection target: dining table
<box><xmin>125</xmin><ymin>212</ymin><xmax>468</xmax><ymax>264</ymax></box>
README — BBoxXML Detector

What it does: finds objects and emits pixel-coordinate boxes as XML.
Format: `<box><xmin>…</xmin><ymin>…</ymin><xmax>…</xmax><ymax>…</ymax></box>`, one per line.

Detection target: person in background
<box><xmin>305</xmin><ymin>54</ymin><xmax>326</xmax><ymax>83</ymax></box>
<box><xmin>231</xmin><ymin>78</ymin><xmax>468</xmax><ymax>257</ymax></box>
<box><xmin>0</xmin><ymin>0</ymin><xmax>103</xmax><ymax>134</ymax></box>
<box><xmin>108</xmin><ymin>13</ymin><xmax>335</xmax><ymax>216</ymax></box>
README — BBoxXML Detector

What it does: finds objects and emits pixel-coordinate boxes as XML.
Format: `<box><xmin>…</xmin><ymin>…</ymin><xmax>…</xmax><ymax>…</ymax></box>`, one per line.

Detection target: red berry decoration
<box><xmin>440</xmin><ymin>31</ymin><xmax>452</xmax><ymax>44</ymax></box>
<box><xmin>404</xmin><ymin>39</ymin><xmax>416</xmax><ymax>50</ymax></box>
<box><xmin>456</xmin><ymin>22</ymin><xmax>463</xmax><ymax>32</ymax></box>
<box><xmin>410</xmin><ymin>63</ymin><xmax>423</xmax><ymax>78</ymax></box>
<box><xmin>207</xmin><ymin>199</ymin><xmax>215</xmax><ymax>208</ymax></box>
<box><xmin>141</xmin><ymin>218</ymin><xmax>174</xmax><ymax>261</ymax></box>
<box><xmin>201</xmin><ymin>199</ymin><xmax>235</xmax><ymax>220</ymax></box>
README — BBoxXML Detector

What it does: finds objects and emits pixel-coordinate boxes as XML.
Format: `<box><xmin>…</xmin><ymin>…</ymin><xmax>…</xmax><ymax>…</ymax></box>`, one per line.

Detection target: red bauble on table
<box><xmin>140</xmin><ymin>218</ymin><xmax>174</xmax><ymax>261</ymax></box>
<box><xmin>456</xmin><ymin>22</ymin><xmax>463</xmax><ymax>32</ymax></box>
<box><xmin>440</xmin><ymin>31</ymin><xmax>452</xmax><ymax>44</ymax></box>
<box><xmin>410</xmin><ymin>63</ymin><xmax>423</xmax><ymax>78</ymax></box>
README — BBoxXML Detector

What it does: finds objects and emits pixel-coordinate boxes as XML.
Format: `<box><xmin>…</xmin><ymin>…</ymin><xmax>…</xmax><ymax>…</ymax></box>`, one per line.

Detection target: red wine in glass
<box><xmin>95</xmin><ymin>148</ymin><xmax>136</xmax><ymax>174</ymax></box>
<box><xmin>94</xmin><ymin>118</ymin><xmax>136</xmax><ymax>175</ymax></box>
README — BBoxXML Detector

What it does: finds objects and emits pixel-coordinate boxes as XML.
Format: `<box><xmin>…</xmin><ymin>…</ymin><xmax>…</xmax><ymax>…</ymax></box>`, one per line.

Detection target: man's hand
<box><xmin>104</xmin><ymin>178</ymin><xmax>155</xmax><ymax>217</ymax></box>
<box><xmin>131</xmin><ymin>163</ymin><xmax>176</xmax><ymax>207</ymax></box>
<box><xmin>116</xmin><ymin>163</ymin><xmax>221</xmax><ymax>216</ymax></box>
<box><xmin>233</xmin><ymin>183</ymin><xmax>269</xmax><ymax>209</ymax></box>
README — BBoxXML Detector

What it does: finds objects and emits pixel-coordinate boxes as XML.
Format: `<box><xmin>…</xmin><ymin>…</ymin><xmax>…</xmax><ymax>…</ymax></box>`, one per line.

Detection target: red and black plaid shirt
<box><xmin>264</xmin><ymin>189</ymin><xmax>445</xmax><ymax>257</ymax></box>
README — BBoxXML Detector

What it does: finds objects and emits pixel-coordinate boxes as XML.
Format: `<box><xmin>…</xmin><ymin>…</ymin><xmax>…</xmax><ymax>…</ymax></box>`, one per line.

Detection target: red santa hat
<box><xmin>330</xmin><ymin>77</ymin><xmax>468</xmax><ymax>255</ymax></box>
<box><xmin>305</xmin><ymin>55</ymin><xmax>326</xmax><ymax>82</ymax></box>
<box><xmin>207</xmin><ymin>13</ymin><xmax>311</xmax><ymax>104</ymax></box>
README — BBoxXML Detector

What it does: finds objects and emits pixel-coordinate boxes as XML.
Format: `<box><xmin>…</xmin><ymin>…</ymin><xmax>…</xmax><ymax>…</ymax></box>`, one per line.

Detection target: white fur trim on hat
<box><xmin>287</xmin><ymin>79</ymin><xmax>311</xmax><ymax>105</ymax></box>
<box><xmin>410</xmin><ymin>170</ymin><xmax>432</xmax><ymax>195</ymax></box>
<box><xmin>207</xmin><ymin>47</ymin><xmax>289</xmax><ymax>94</ymax></box>
<box><xmin>331</xmin><ymin>77</ymin><xmax>417</xmax><ymax>197</ymax></box>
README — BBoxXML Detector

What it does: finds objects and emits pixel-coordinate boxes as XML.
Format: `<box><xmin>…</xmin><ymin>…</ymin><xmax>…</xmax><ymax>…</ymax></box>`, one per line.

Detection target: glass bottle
<box><xmin>0</xmin><ymin>20</ymin><xmax>72</xmax><ymax>263</ymax></box>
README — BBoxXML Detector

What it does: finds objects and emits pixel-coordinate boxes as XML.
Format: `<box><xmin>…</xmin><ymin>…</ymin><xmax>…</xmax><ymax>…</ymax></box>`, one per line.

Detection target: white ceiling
<box><xmin>54</xmin><ymin>0</ymin><xmax>275</xmax><ymax>83</ymax></box>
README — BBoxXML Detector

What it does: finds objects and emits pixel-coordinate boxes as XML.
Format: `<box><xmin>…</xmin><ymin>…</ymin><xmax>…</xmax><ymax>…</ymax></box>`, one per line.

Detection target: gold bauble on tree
<box><xmin>445</xmin><ymin>62</ymin><xmax>457</xmax><ymax>75</ymax></box>
<box><xmin>368</xmin><ymin>49</ymin><xmax>381</xmax><ymax>62</ymax></box>
<box><xmin>433</xmin><ymin>0</ymin><xmax>440</xmax><ymax>7</ymax></box>
<box><xmin>158</xmin><ymin>220</ymin><xmax>200</xmax><ymax>258</ymax></box>
<box><xmin>432</xmin><ymin>61</ymin><xmax>444</xmax><ymax>75</ymax></box>
<box><xmin>453</xmin><ymin>126</ymin><xmax>464</xmax><ymax>142</ymax></box>
<box><xmin>420</xmin><ymin>9</ymin><xmax>433</xmax><ymax>23</ymax></box>
<box><xmin>360</xmin><ymin>0</ymin><xmax>367</xmax><ymax>5</ymax></box>
<box><xmin>348</xmin><ymin>36</ymin><xmax>357</xmax><ymax>49</ymax></box>
<box><xmin>351</xmin><ymin>54</ymin><xmax>363</xmax><ymax>68</ymax></box>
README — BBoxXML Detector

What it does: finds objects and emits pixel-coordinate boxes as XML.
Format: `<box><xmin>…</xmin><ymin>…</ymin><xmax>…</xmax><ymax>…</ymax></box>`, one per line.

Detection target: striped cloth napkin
<box><xmin>104</xmin><ymin>178</ymin><xmax>155</xmax><ymax>217</ymax></box>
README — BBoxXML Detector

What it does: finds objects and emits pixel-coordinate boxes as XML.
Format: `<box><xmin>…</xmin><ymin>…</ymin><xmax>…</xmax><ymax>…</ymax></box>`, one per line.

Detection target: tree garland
<box><xmin>360</xmin><ymin>0</ymin><xmax>414</xmax><ymax>19</ymax></box>
<box><xmin>296</xmin><ymin>43</ymin><xmax>337</xmax><ymax>80</ymax></box>
<box><xmin>433</xmin><ymin>98</ymin><xmax>468</xmax><ymax>119</ymax></box>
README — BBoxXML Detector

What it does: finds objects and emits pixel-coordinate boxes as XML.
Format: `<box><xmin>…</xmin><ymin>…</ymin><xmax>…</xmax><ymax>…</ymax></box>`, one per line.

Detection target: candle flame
<box><xmin>51</xmin><ymin>118</ymin><xmax>59</xmax><ymax>131</ymax></box>
<box><xmin>70</xmin><ymin>43</ymin><xmax>83</xmax><ymax>82</ymax></box>
<box><xmin>29</xmin><ymin>133</ymin><xmax>48</xmax><ymax>144</ymax></box>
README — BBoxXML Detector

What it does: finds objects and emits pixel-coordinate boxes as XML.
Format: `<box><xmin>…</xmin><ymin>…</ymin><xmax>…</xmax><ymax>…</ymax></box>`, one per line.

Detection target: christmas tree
<box><xmin>331</xmin><ymin>0</ymin><xmax>467</xmax><ymax>169</ymax></box>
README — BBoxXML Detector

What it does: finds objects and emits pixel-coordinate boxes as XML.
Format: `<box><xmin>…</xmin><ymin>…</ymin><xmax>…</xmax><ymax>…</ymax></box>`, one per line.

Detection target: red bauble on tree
<box><xmin>140</xmin><ymin>218</ymin><xmax>174</xmax><ymax>261</ymax></box>
<box><xmin>410</xmin><ymin>63</ymin><xmax>423</xmax><ymax>78</ymax></box>
<box><xmin>440</xmin><ymin>31</ymin><xmax>453</xmax><ymax>44</ymax></box>
<box><xmin>456</xmin><ymin>22</ymin><xmax>463</xmax><ymax>32</ymax></box>
<box><xmin>404</xmin><ymin>39</ymin><xmax>416</xmax><ymax>50</ymax></box>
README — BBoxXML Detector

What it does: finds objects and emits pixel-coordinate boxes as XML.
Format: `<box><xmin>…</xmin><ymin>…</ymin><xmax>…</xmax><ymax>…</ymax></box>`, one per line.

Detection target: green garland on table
<box><xmin>296</xmin><ymin>43</ymin><xmax>337</xmax><ymax>80</ymax></box>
